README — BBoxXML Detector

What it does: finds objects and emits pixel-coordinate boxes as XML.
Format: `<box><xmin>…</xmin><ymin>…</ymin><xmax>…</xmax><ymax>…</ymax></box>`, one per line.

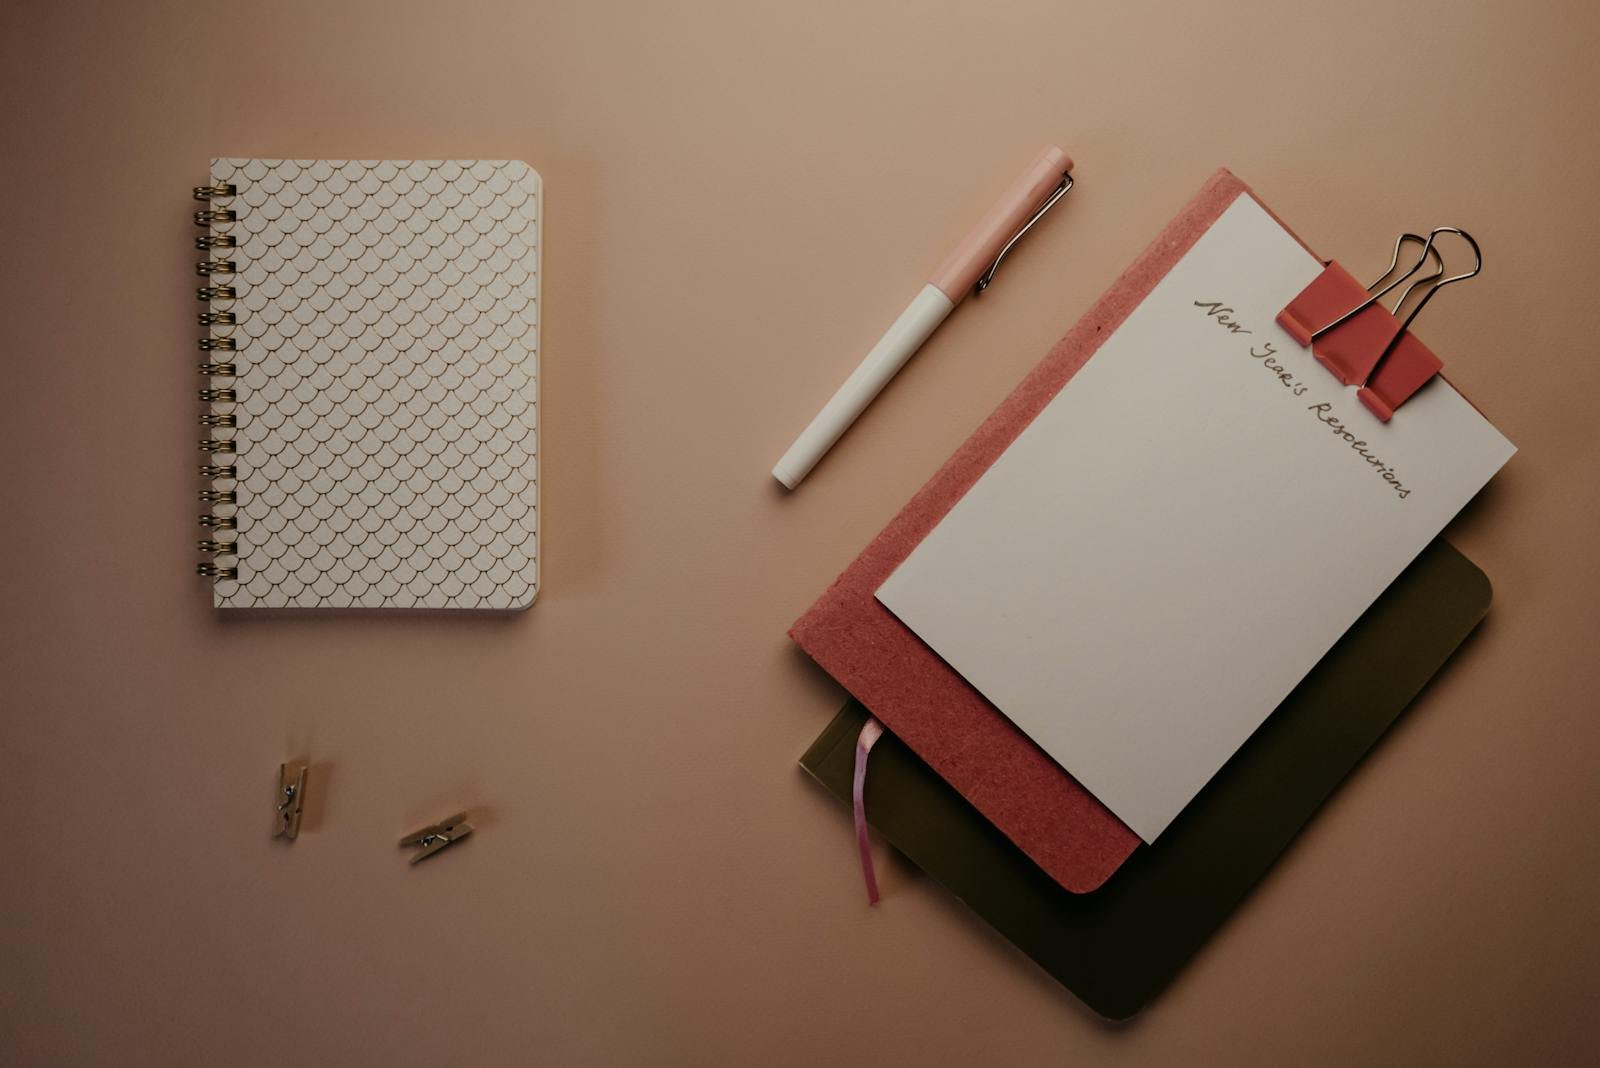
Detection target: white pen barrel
<box><xmin>772</xmin><ymin>284</ymin><xmax>956</xmax><ymax>489</ymax></box>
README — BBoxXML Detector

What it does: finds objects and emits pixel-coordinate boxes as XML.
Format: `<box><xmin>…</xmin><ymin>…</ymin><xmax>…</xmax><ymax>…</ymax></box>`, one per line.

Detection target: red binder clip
<box><xmin>1277</xmin><ymin>228</ymin><xmax>1481</xmax><ymax>422</ymax></box>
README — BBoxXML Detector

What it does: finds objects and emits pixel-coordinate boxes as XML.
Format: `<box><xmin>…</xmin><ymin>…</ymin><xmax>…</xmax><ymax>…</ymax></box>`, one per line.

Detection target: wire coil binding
<box><xmin>195</xmin><ymin>176</ymin><xmax>240</xmax><ymax>583</ymax></box>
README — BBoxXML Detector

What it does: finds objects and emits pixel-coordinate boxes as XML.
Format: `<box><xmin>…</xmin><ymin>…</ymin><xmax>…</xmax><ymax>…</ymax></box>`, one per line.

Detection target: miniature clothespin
<box><xmin>400</xmin><ymin>812</ymin><xmax>474</xmax><ymax>864</ymax></box>
<box><xmin>275</xmin><ymin>761</ymin><xmax>308</xmax><ymax>840</ymax></box>
<box><xmin>1277</xmin><ymin>227</ymin><xmax>1481</xmax><ymax>422</ymax></box>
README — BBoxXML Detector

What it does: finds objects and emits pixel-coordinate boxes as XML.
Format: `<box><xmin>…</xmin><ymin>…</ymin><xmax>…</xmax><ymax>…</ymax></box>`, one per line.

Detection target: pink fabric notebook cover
<box><xmin>791</xmin><ymin>168</ymin><xmax>1300</xmax><ymax>893</ymax></box>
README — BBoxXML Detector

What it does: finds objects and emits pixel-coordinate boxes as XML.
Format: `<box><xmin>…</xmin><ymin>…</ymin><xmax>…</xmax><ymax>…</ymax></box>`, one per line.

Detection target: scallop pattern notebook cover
<box><xmin>194</xmin><ymin>159</ymin><xmax>540</xmax><ymax>610</ymax></box>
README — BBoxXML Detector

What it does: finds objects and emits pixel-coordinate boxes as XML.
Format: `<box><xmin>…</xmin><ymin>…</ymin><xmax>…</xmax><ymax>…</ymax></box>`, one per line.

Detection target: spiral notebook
<box><xmin>191</xmin><ymin>159</ymin><xmax>540</xmax><ymax>610</ymax></box>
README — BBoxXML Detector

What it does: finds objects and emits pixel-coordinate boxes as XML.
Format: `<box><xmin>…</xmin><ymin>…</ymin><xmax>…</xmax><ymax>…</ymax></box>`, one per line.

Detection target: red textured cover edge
<box><xmin>790</xmin><ymin>168</ymin><xmax>1261</xmax><ymax>893</ymax></box>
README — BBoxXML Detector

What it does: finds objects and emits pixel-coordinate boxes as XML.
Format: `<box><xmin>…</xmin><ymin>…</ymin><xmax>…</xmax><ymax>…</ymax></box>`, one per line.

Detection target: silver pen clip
<box><xmin>974</xmin><ymin>173</ymin><xmax>1074</xmax><ymax>294</ymax></box>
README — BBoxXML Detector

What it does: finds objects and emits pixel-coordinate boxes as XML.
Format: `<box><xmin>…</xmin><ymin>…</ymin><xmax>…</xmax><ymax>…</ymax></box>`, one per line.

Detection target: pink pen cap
<box><xmin>928</xmin><ymin>145</ymin><xmax>1074</xmax><ymax>302</ymax></box>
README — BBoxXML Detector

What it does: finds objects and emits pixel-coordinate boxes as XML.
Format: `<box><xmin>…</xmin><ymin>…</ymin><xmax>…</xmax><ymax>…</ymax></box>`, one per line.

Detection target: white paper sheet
<box><xmin>876</xmin><ymin>194</ymin><xmax>1515</xmax><ymax>842</ymax></box>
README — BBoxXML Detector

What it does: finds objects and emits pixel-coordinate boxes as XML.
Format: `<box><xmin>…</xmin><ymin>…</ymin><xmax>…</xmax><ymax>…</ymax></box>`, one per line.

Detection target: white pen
<box><xmin>771</xmin><ymin>146</ymin><xmax>1075</xmax><ymax>489</ymax></box>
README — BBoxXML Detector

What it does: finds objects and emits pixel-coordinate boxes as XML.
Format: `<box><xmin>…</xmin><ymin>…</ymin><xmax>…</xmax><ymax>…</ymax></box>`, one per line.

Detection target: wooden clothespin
<box><xmin>400</xmin><ymin>812</ymin><xmax>474</xmax><ymax>864</ymax></box>
<box><xmin>275</xmin><ymin>761</ymin><xmax>308</xmax><ymax>840</ymax></box>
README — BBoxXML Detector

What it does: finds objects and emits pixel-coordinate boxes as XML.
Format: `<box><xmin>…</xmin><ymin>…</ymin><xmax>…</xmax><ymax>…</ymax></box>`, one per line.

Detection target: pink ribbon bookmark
<box><xmin>852</xmin><ymin>716</ymin><xmax>886</xmax><ymax>905</ymax></box>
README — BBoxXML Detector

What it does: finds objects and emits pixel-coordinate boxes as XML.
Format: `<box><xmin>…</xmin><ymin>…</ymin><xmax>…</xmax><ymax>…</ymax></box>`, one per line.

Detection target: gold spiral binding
<box><xmin>195</xmin><ymin>176</ymin><xmax>241</xmax><ymax>584</ymax></box>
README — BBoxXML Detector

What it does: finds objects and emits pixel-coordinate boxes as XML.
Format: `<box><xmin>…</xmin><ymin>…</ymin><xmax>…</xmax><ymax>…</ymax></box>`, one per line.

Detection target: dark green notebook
<box><xmin>800</xmin><ymin>539</ymin><xmax>1490</xmax><ymax>1019</ymax></box>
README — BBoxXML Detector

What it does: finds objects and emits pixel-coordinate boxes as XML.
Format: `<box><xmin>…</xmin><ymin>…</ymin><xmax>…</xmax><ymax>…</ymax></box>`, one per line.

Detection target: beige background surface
<box><xmin>2</xmin><ymin>1</ymin><xmax>1596</xmax><ymax>1063</ymax></box>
